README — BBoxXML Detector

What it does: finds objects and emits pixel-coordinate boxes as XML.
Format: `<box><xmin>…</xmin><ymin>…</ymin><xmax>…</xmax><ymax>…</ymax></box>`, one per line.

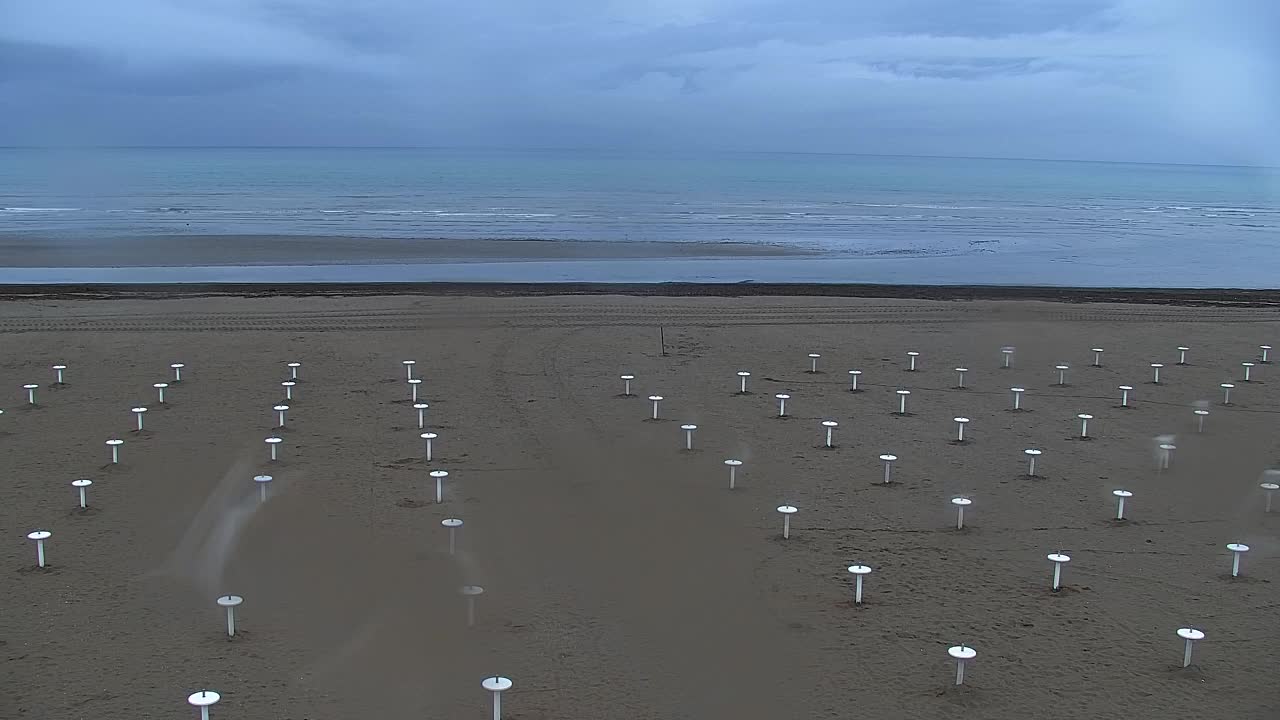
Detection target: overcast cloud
<box><xmin>1</xmin><ymin>0</ymin><xmax>1277</xmax><ymax>164</ymax></box>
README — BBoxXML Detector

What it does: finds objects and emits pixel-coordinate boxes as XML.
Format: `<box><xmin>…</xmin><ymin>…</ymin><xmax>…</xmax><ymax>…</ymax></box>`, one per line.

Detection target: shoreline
<box><xmin>0</xmin><ymin>234</ymin><xmax>812</xmax><ymax>267</ymax></box>
<box><xmin>2</xmin><ymin>254</ymin><xmax>1277</xmax><ymax>288</ymax></box>
<box><xmin>3</xmin><ymin>234</ymin><xmax>1276</xmax><ymax>289</ymax></box>
<box><xmin>2</xmin><ymin>282</ymin><xmax>1277</xmax><ymax>306</ymax></box>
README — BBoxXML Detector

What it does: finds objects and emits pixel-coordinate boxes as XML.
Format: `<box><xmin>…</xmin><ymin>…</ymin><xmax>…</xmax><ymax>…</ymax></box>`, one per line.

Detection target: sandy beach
<box><xmin>3</xmin><ymin>292</ymin><xmax>1279</xmax><ymax>719</ymax></box>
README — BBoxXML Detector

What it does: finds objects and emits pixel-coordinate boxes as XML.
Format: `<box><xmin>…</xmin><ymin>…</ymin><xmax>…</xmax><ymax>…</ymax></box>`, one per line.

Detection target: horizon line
<box><xmin>0</xmin><ymin>145</ymin><xmax>1275</xmax><ymax>171</ymax></box>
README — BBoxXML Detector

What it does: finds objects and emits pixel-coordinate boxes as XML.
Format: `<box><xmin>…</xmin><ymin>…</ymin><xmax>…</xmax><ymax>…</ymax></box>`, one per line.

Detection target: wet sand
<box><xmin>0</xmin><ymin>235</ymin><xmax>810</xmax><ymax>267</ymax></box>
<box><xmin>2</xmin><ymin>294</ymin><xmax>1278</xmax><ymax>719</ymax></box>
<box><xmin>4</xmin><ymin>233</ymin><xmax>1274</xmax><ymax>288</ymax></box>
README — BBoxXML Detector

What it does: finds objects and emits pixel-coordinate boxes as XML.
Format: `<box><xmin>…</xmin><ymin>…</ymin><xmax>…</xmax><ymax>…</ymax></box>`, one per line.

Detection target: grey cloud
<box><xmin>0</xmin><ymin>0</ymin><xmax>1276</xmax><ymax>165</ymax></box>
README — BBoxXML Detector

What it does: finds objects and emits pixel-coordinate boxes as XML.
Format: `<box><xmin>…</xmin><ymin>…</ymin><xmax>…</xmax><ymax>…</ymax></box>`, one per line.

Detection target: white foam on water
<box><xmin>431</xmin><ymin>211</ymin><xmax>556</xmax><ymax>218</ymax></box>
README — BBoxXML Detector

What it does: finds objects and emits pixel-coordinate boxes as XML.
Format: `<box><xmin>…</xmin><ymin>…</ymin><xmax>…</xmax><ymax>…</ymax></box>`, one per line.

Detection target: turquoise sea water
<box><xmin>2</xmin><ymin>148</ymin><xmax>1278</xmax><ymax>285</ymax></box>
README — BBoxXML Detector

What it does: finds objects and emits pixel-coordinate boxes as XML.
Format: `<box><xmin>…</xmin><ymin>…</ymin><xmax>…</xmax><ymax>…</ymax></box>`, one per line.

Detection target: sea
<box><xmin>2</xmin><ymin>147</ymin><xmax>1278</xmax><ymax>286</ymax></box>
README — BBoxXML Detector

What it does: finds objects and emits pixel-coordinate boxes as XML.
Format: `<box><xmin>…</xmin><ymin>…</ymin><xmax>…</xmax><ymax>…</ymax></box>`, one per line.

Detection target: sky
<box><xmin>2</xmin><ymin>0</ymin><xmax>1278</xmax><ymax>165</ymax></box>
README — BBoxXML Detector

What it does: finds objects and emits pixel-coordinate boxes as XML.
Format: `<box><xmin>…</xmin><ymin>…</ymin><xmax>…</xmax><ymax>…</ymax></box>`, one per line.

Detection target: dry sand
<box><xmin>2</xmin><ymin>293</ymin><xmax>1279</xmax><ymax>719</ymax></box>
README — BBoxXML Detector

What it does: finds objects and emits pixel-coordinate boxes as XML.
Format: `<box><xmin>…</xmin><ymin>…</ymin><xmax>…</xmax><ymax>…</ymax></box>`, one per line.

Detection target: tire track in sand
<box><xmin>474</xmin><ymin>325</ymin><xmax>813</xmax><ymax>718</ymax></box>
<box><xmin>468</xmin><ymin>327</ymin><xmax>656</xmax><ymax>719</ymax></box>
<box><xmin>0</xmin><ymin>302</ymin><xmax>1274</xmax><ymax>334</ymax></box>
